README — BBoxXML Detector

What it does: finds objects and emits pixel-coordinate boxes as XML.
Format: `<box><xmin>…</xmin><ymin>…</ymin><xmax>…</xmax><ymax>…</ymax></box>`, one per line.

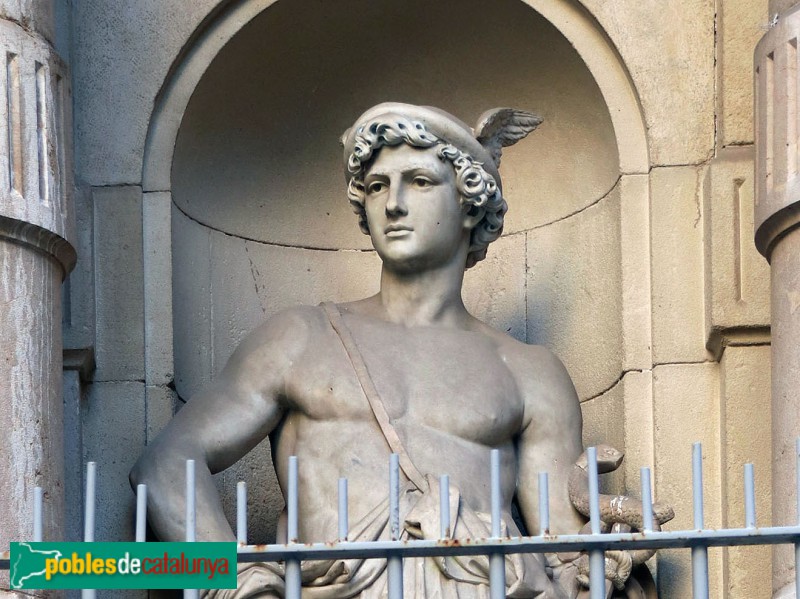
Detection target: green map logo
<box><xmin>10</xmin><ymin>543</ymin><xmax>63</xmax><ymax>589</ymax></box>
<box><xmin>10</xmin><ymin>542</ymin><xmax>237</xmax><ymax>590</ymax></box>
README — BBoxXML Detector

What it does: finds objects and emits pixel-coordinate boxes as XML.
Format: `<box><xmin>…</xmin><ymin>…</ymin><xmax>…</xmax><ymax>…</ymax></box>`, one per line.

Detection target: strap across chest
<box><xmin>321</xmin><ymin>302</ymin><xmax>428</xmax><ymax>492</ymax></box>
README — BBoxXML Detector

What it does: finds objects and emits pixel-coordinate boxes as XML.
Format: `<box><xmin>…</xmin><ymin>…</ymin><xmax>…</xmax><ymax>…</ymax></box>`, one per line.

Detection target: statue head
<box><xmin>342</xmin><ymin>103</ymin><xmax>542</xmax><ymax>268</ymax></box>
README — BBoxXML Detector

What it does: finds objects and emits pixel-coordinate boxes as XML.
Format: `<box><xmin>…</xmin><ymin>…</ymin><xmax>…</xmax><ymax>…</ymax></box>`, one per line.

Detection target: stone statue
<box><xmin>131</xmin><ymin>103</ymin><xmax>665</xmax><ymax>598</ymax></box>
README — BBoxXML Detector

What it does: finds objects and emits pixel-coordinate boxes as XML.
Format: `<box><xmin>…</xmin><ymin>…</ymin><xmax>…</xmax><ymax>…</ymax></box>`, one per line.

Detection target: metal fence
<box><xmin>3</xmin><ymin>440</ymin><xmax>800</xmax><ymax>599</ymax></box>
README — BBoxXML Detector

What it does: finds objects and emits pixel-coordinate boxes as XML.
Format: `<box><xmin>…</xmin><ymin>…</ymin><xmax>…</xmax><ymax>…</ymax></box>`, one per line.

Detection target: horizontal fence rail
<box><xmin>3</xmin><ymin>440</ymin><xmax>800</xmax><ymax>599</ymax></box>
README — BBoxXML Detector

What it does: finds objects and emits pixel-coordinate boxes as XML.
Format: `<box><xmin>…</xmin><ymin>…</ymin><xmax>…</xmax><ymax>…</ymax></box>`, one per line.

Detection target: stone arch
<box><xmin>142</xmin><ymin>0</ymin><xmax>648</xmax><ymax>192</ymax></box>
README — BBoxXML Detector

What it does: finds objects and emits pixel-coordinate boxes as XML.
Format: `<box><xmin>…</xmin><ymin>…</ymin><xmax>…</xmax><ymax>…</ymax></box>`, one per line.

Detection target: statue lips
<box><xmin>383</xmin><ymin>223</ymin><xmax>413</xmax><ymax>238</ymax></box>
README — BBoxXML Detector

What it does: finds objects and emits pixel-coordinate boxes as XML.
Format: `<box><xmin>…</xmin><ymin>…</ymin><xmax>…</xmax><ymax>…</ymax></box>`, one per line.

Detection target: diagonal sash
<box><xmin>321</xmin><ymin>302</ymin><xmax>428</xmax><ymax>492</ymax></box>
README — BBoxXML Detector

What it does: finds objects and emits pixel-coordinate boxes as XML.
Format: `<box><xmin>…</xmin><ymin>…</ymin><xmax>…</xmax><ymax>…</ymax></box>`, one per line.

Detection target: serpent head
<box><xmin>575</xmin><ymin>444</ymin><xmax>625</xmax><ymax>474</ymax></box>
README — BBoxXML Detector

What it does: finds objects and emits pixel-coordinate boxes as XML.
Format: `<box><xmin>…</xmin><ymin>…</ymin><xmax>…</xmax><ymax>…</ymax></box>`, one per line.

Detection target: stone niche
<box><xmin>171</xmin><ymin>0</ymin><xmax>621</xmax><ymax>543</ymax></box>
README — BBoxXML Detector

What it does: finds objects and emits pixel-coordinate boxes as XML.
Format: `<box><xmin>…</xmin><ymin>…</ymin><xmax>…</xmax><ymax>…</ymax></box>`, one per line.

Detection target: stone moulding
<box><xmin>705</xmin><ymin>325</ymin><xmax>772</xmax><ymax>361</ymax></box>
<box><xmin>0</xmin><ymin>214</ymin><xmax>77</xmax><ymax>278</ymax></box>
<box><xmin>63</xmin><ymin>347</ymin><xmax>96</xmax><ymax>382</ymax></box>
<box><xmin>755</xmin><ymin>201</ymin><xmax>800</xmax><ymax>263</ymax></box>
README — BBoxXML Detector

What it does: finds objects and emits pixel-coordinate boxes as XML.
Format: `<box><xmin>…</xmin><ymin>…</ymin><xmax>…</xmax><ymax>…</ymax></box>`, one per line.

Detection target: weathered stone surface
<box><xmin>704</xmin><ymin>147</ymin><xmax>770</xmax><ymax>354</ymax></box>
<box><xmin>622</xmin><ymin>370</ymin><xmax>655</xmax><ymax>490</ymax></box>
<box><xmin>93</xmin><ymin>185</ymin><xmax>144</xmax><ymax>381</ymax></box>
<box><xmin>0</xmin><ymin>0</ymin><xmax>55</xmax><ymax>46</ymax></box>
<box><xmin>582</xmin><ymin>0</ymin><xmax>715</xmax><ymax>165</ymax></box>
<box><xmin>83</xmin><ymin>381</ymin><xmax>146</xmax><ymax>542</ymax></box>
<box><xmin>717</xmin><ymin>0</ymin><xmax>769</xmax><ymax>146</ymax></box>
<box><xmin>581</xmin><ymin>379</ymin><xmax>626</xmax><ymax>495</ymax></box>
<box><xmin>527</xmin><ymin>182</ymin><xmax>623</xmax><ymax>401</ymax></box>
<box><xmin>0</xmin><ymin>243</ymin><xmax>65</xmax><ymax>552</ymax></box>
<box><xmin>653</xmin><ymin>362</ymin><xmax>722</xmax><ymax>598</ymax></box>
<box><xmin>619</xmin><ymin>174</ymin><xmax>653</xmax><ymax>371</ymax></box>
<box><xmin>145</xmin><ymin>384</ymin><xmax>176</xmax><ymax>444</ymax></box>
<box><xmin>62</xmin><ymin>370</ymin><xmax>83</xmax><ymax>543</ymax></box>
<box><xmin>171</xmin><ymin>205</ymin><xmax>212</xmax><ymax>400</ymax></box>
<box><xmin>63</xmin><ymin>184</ymin><xmax>95</xmax><ymax>350</ymax></box>
<box><xmin>463</xmin><ymin>232</ymin><xmax>527</xmax><ymax>342</ymax></box>
<box><xmin>650</xmin><ymin>166</ymin><xmax>712</xmax><ymax>364</ymax></box>
<box><xmin>71</xmin><ymin>0</ymin><xmax>221</xmax><ymax>184</ymax></box>
<box><xmin>143</xmin><ymin>192</ymin><xmax>173</xmax><ymax>386</ymax></box>
<box><xmin>770</xmin><ymin>227</ymin><xmax>800</xmax><ymax>592</ymax></box>
<box><xmin>720</xmin><ymin>345</ymin><xmax>772</xmax><ymax>599</ymax></box>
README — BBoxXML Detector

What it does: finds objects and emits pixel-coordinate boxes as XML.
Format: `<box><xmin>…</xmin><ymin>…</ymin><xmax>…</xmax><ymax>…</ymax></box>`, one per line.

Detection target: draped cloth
<box><xmin>207</xmin><ymin>475</ymin><xmax>571</xmax><ymax>598</ymax></box>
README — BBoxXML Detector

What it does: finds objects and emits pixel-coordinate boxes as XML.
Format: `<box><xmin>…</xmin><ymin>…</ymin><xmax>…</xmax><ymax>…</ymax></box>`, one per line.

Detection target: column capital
<box><xmin>754</xmin><ymin>3</ymin><xmax>800</xmax><ymax>260</ymax></box>
<box><xmin>0</xmin><ymin>215</ymin><xmax>76</xmax><ymax>278</ymax></box>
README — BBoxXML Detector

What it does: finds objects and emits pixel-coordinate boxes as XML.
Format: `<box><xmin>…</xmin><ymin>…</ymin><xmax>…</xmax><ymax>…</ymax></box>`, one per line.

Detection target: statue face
<box><xmin>363</xmin><ymin>144</ymin><xmax>469</xmax><ymax>272</ymax></box>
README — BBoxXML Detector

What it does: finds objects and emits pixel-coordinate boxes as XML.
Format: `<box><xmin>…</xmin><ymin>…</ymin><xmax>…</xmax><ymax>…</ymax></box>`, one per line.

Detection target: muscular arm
<box><xmin>130</xmin><ymin>308</ymin><xmax>312</xmax><ymax>542</ymax></box>
<box><xmin>515</xmin><ymin>346</ymin><xmax>585</xmax><ymax>535</ymax></box>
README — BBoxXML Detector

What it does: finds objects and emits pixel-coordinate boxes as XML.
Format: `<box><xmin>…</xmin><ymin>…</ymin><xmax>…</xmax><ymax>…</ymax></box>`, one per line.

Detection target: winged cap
<box><xmin>341</xmin><ymin>103</ymin><xmax>542</xmax><ymax>189</ymax></box>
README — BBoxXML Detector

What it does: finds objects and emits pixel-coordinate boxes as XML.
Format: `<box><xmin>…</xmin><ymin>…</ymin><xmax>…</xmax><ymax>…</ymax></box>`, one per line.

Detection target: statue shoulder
<box><xmin>490</xmin><ymin>335</ymin><xmax>578</xmax><ymax>415</ymax></box>
<box><xmin>224</xmin><ymin>305</ymin><xmax>330</xmax><ymax>375</ymax></box>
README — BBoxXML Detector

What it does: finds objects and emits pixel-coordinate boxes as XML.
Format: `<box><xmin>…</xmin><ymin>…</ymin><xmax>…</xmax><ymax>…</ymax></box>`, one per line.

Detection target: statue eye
<box><xmin>367</xmin><ymin>181</ymin><xmax>387</xmax><ymax>194</ymax></box>
<box><xmin>413</xmin><ymin>177</ymin><xmax>433</xmax><ymax>188</ymax></box>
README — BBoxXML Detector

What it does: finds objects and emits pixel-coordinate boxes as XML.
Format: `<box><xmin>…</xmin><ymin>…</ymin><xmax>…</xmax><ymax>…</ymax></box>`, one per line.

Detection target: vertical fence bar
<box><xmin>744</xmin><ymin>463</ymin><xmax>756</xmax><ymax>528</ymax></box>
<box><xmin>185</xmin><ymin>460</ymin><xmax>196</xmax><ymax>542</ymax></box>
<box><xmin>489</xmin><ymin>449</ymin><xmax>505</xmax><ymax>599</ymax></box>
<box><xmin>33</xmin><ymin>486</ymin><xmax>43</xmax><ymax>542</ymax></box>
<box><xmin>84</xmin><ymin>462</ymin><xmax>96</xmax><ymax>541</ymax></box>
<box><xmin>285</xmin><ymin>456</ymin><xmax>301</xmax><ymax>599</ymax></box>
<box><xmin>640</xmin><ymin>467</ymin><xmax>654</xmax><ymax>532</ymax></box>
<box><xmin>338</xmin><ymin>478</ymin><xmax>348</xmax><ymax>541</ymax></box>
<box><xmin>184</xmin><ymin>460</ymin><xmax>198</xmax><ymax>599</ymax></box>
<box><xmin>795</xmin><ymin>438</ymin><xmax>800</xmax><ymax>599</ymax></box>
<box><xmin>587</xmin><ymin>447</ymin><xmax>605</xmax><ymax>599</ymax></box>
<box><xmin>388</xmin><ymin>454</ymin><xmax>403</xmax><ymax>599</ymax></box>
<box><xmin>135</xmin><ymin>484</ymin><xmax>147</xmax><ymax>542</ymax></box>
<box><xmin>237</xmin><ymin>481</ymin><xmax>247</xmax><ymax>544</ymax></box>
<box><xmin>440</xmin><ymin>474</ymin><xmax>450</xmax><ymax>539</ymax></box>
<box><xmin>538</xmin><ymin>472</ymin><xmax>549</xmax><ymax>536</ymax></box>
<box><xmin>82</xmin><ymin>462</ymin><xmax>97</xmax><ymax>599</ymax></box>
<box><xmin>692</xmin><ymin>442</ymin><xmax>709</xmax><ymax>599</ymax></box>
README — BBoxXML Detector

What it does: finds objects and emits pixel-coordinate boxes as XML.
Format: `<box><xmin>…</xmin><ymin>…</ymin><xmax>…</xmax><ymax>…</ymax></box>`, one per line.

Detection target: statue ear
<box><xmin>462</xmin><ymin>203</ymin><xmax>486</xmax><ymax>230</ymax></box>
<box><xmin>475</xmin><ymin>108</ymin><xmax>543</xmax><ymax>167</ymax></box>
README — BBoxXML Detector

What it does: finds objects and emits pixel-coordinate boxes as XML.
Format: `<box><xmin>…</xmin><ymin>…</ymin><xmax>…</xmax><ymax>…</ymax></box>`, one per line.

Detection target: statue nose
<box><xmin>385</xmin><ymin>186</ymin><xmax>408</xmax><ymax>216</ymax></box>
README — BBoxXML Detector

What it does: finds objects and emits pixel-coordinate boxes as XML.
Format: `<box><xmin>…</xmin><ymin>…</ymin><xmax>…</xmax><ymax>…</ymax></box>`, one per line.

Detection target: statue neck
<box><xmin>377</xmin><ymin>261</ymin><xmax>469</xmax><ymax>328</ymax></box>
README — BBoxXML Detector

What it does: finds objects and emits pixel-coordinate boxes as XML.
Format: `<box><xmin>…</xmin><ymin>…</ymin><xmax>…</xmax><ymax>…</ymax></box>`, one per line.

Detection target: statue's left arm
<box><xmin>514</xmin><ymin>346</ymin><xmax>586</xmax><ymax>535</ymax></box>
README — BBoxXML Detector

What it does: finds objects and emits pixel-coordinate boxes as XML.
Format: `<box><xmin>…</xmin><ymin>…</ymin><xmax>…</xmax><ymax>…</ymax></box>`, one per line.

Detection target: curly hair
<box><xmin>345</xmin><ymin>117</ymin><xmax>507</xmax><ymax>268</ymax></box>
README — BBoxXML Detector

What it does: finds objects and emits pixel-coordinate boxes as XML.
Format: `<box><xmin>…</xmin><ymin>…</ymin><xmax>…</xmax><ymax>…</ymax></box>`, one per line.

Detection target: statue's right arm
<box><xmin>130</xmin><ymin>307</ymin><xmax>312</xmax><ymax>542</ymax></box>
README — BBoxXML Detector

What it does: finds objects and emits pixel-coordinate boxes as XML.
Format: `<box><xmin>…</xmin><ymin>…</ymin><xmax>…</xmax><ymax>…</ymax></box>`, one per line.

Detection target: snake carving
<box><xmin>566</xmin><ymin>445</ymin><xmax>675</xmax><ymax>592</ymax></box>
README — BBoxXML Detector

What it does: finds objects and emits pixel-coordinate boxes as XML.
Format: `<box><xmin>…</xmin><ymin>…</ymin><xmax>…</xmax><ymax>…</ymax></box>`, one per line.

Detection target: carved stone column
<box><xmin>0</xmin><ymin>1</ymin><xmax>75</xmax><ymax>594</ymax></box>
<box><xmin>755</xmin><ymin>5</ymin><xmax>800</xmax><ymax>597</ymax></box>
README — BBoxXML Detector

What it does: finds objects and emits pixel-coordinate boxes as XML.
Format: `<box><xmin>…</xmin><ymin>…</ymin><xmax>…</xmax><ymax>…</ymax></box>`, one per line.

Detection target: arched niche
<box><xmin>157</xmin><ymin>0</ymin><xmax>648</xmax><ymax>543</ymax></box>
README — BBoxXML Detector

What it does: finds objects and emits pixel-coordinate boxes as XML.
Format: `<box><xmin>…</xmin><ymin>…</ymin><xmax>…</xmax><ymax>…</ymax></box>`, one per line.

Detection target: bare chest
<box><xmin>283</xmin><ymin>318</ymin><xmax>524</xmax><ymax>445</ymax></box>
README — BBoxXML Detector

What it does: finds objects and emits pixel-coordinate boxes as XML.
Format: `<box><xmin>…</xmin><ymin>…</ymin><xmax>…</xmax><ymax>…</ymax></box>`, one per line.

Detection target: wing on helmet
<box><xmin>475</xmin><ymin>108</ymin><xmax>543</xmax><ymax>167</ymax></box>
